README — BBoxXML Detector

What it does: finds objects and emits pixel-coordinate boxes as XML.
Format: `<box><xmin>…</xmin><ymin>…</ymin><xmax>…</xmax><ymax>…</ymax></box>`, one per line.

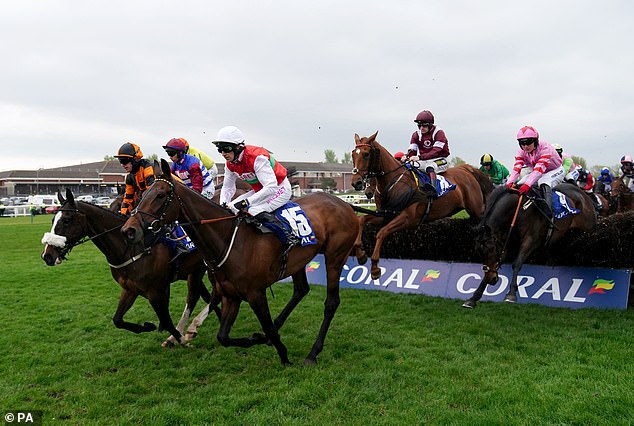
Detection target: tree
<box><xmin>449</xmin><ymin>156</ymin><xmax>466</xmax><ymax>167</ymax></box>
<box><xmin>341</xmin><ymin>152</ymin><xmax>352</xmax><ymax>164</ymax></box>
<box><xmin>320</xmin><ymin>177</ymin><xmax>337</xmax><ymax>192</ymax></box>
<box><xmin>104</xmin><ymin>155</ymin><xmax>115</xmax><ymax>161</ymax></box>
<box><xmin>572</xmin><ymin>156</ymin><xmax>586</xmax><ymax>169</ymax></box>
<box><xmin>324</xmin><ymin>149</ymin><xmax>338</xmax><ymax>163</ymax></box>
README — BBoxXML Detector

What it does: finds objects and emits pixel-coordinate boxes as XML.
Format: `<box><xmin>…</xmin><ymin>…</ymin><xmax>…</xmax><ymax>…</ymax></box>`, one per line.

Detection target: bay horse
<box><xmin>610</xmin><ymin>176</ymin><xmax>633</xmax><ymax>213</ymax></box>
<box><xmin>351</xmin><ymin>131</ymin><xmax>494</xmax><ymax>279</ymax></box>
<box><xmin>41</xmin><ymin>188</ymin><xmax>219</xmax><ymax>346</ymax></box>
<box><xmin>121</xmin><ymin>159</ymin><xmax>360</xmax><ymax>365</ymax></box>
<box><xmin>462</xmin><ymin>183</ymin><xmax>597</xmax><ymax>308</ymax></box>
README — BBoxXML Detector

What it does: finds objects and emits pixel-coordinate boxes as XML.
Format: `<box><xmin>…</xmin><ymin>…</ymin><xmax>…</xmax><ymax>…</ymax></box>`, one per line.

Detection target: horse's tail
<box><xmin>458</xmin><ymin>164</ymin><xmax>495</xmax><ymax>201</ymax></box>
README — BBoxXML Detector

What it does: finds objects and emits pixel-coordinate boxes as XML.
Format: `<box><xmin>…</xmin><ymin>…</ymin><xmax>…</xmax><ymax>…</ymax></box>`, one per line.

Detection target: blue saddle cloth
<box><xmin>553</xmin><ymin>191</ymin><xmax>580</xmax><ymax>220</ymax></box>
<box><xmin>261</xmin><ymin>202</ymin><xmax>317</xmax><ymax>247</ymax></box>
<box><xmin>405</xmin><ymin>164</ymin><xmax>456</xmax><ymax>197</ymax></box>
<box><xmin>160</xmin><ymin>223</ymin><xmax>196</xmax><ymax>253</ymax></box>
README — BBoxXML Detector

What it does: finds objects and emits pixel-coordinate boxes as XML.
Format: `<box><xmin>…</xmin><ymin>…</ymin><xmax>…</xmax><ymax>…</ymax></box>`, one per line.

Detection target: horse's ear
<box><xmin>354</xmin><ymin>133</ymin><xmax>361</xmax><ymax>144</ymax></box>
<box><xmin>65</xmin><ymin>188</ymin><xmax>75</xmax><ymax>205</ymax></box>
<box><xmin>369</xmin><ymin>131</ymin><xmax>379</xmax><ymax>142</ymax></box>
<box><xmin>152</xmin><ymin>160</ymin><xmax>162</xmax><ymax>177</ymax></box>
<box><xmin>160</xmin><ymin>158</ymin><xmax>172</xmax><ymax>180</ymax></box>
<box><xmin>58</xmin><ymin>190</ymin><xmax>66</xmax><ymax>204</ymax></box>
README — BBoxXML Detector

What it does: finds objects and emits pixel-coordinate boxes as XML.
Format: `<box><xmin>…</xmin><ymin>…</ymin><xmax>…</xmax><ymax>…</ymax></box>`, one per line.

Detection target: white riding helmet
<box><xmin>213</xmin><ymin>126</ymin><xmax>245</xmax><ymax>146</ymax></box>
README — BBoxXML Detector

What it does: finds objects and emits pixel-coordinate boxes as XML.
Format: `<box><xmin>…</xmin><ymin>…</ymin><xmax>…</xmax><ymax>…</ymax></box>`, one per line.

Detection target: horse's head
<box><xmin>122</xmin><ymin>159</ymin><xmax>179</xmax><ymax>245</ymax></box>
<box><xmin>351</xmin><ymin>131</ymin><xmax>383</xmax><ymax>191</ymax></box>
<box><xmin>41</xmin><ymin>189</ymin><xmax>88</xmax><ymax>266</ymax></box>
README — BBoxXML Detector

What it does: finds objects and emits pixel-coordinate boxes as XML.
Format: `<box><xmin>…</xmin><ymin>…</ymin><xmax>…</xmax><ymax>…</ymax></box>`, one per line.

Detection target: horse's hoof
<box><xmin>303</xmin><ymin>358</ymin><xmax>317</xmax><ymax>366</ymax></box>
<box><xmin>504</xmin><ymin>296</ymin><xmax>517</xmax><ymax>303</ymax></box>
<box><xmin>462</xmin><ymin>300</ymin><xmax>476</xmax><ymax>309</ymax></box>
<box><xmin>358</xmin><ymin>253</ymin><xmax>368</xmax><ymax>265</ymax></box>
<box><xmin>161</xmin><ymin>339</ymin><xmax>175</xmax><ymax>348</ymax></box>
<box><xmin>143</xmin><ymin>322</ymin><xmax>157</xmax><ymax>332</ymax></box>
<box><xmin>185</xmin><ymin>331</ymin><xmax>198</xmax><ymax>340</ymax></box>
<box><xmin>370</xmin><ymin>267</ymin><xmax>382</xmax><ymax>280</ymax></box>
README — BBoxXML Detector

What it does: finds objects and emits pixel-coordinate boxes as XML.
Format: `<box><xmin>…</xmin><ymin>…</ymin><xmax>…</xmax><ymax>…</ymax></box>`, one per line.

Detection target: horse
<box><xmin>121</xmin><ymin>159</ymin><xmax>361</xmax><ymax>365</ymax></box>
<box><xmin>350</xmin><ymin>131</ymin><xmax>494</xmax><ymax>279</ymax></box>
<box><xmin>462</xmin><ymin>183</ymin><xmax>597</xmax><ymax>308</ymax></box>
<box><xmin>41</xmin><ymin>188</ymin><xmax>220</xmax><ymax>346</ymax></box>
<box><xmin>610</xmin><ymin>176</ymin><xmax>633</xmax><ymax>213</ymax></box>
<box><xmin>593</xmin><ymin>180</ymin><xmax>617</xmax><ymax>216</ymax></box>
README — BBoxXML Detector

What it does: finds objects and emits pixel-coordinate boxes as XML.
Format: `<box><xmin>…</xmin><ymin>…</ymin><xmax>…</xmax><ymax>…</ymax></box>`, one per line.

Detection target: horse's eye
<box><xmin>363</xmin><ymin>152</ymin><xmax>370</xmax><ymax>159</ymax></box>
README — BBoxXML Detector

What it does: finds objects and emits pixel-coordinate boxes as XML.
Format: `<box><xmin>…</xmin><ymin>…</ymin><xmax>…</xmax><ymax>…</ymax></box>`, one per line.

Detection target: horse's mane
<box><xmin>479</xmin><ymin>186</ymin><xmax>514</xmax><ymax>225</ymax></box>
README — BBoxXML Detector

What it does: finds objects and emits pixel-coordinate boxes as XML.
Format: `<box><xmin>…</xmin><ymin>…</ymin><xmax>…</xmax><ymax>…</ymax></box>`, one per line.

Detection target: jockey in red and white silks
<box><xmin>213</xmin><ymin>126</ymin><xmax>291</xmax><ymax>216</ymax></box>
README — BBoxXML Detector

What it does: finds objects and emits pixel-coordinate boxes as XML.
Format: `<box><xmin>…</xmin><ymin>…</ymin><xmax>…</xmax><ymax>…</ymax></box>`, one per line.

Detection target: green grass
<box><xmin>1</xmin><ymin>215</ymin><xmax>633</xmax><ymax>424</ymax></box>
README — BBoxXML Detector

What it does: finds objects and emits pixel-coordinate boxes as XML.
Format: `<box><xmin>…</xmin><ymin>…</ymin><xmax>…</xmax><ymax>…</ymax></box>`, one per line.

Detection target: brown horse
<box><xmin>350</xmin><ymin>131</ymin><xmax>494</xmax><ymax>279</ymax></box>
<box><xmin>463</xmin><ymin>183</ymin><xmax>597</xmax><ymax>308</ymax></box>
<box><xmin>41</xmin><ymin>188</ymin><xmax>219</xmax><ymax>346</ymax></box>
<box><xmin>610</xmin><ymin>176</ymin><xmax>633</xmax><ymax>213</ymax></box>
<box><xmin>121</xmin><ymin>159</ymin><xmax>361</xmax><ymax>365</ymax></box>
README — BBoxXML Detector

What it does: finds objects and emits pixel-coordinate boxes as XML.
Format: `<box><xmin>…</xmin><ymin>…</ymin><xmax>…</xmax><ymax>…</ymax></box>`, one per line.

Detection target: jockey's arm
<box><xmin>219</xmin><ymin>169</ymin><xmax>238</xmax><ymax>205</ymax></box>
<box><xmin>188</xmin><ymin>162</ymin><xmax>204</xmax><ymax>193</ymax></box>
<box><xmin>245</xmin><ymin>156</ymin><xmax>281</xmax><ymax>206</ymax></box>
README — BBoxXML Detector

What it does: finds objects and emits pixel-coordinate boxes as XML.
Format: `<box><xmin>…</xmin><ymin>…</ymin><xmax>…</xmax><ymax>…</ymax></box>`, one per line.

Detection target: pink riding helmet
<box><xmin>517</xmin><ymin>126</ymin><xmax>539</xmax><ymax>140</ymax></box>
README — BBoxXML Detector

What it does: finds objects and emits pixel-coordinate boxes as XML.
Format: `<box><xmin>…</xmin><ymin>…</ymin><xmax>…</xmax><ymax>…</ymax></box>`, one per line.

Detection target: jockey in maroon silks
<box><xmin>404</xmin><ymin>109</ymin><xmax>450</xmax><ymax>198</ymax></box>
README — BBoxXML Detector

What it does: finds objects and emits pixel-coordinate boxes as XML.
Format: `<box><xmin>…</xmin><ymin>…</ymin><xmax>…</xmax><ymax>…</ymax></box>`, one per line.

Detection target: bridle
<box><xmin>129</xmin><ymin>178</ymin><xmax>176</xmax><ymax>235</ymax></box>
<box><xmin>351</xmin><ymin>143</ymin><xmax>406</xmax><ymax>190</ymax></box>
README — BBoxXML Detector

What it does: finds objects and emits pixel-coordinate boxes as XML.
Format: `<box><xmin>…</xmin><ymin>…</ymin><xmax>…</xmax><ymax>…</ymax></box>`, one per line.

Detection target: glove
<box><xmin>233</xmin><ymin>199</ymin><xmax>249</xmax><ymax>213</ymax></box>
<box><xmin>408</xmin><ymin>155</ymin><xmax>420</xmax><ymax>162</ymax></box>
<box><xmin>505</xmin><ymin>182</ymin><xmax>514</xmax><ymax>189</ymax></box>
<box><xmin>518</xmin><ymin>184</ymin><xmax>531</xmax><ymax>194</ymax></box>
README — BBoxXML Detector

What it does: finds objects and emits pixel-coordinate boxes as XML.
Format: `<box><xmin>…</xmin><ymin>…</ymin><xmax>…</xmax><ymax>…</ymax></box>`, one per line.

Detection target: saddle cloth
<box><xmin>261</xmin><ymin>202</ymin><xmax>317</xmax><ymax>247</ymax></box>
<box><xmin>553</xmin><ymin>191</ymin><xmax>580</xmax><ymax>220</ymax></box>
<box><xmin>406</xmin><ymin>164</ymin><xmax>456</xmax><ymax>198</ymax></box>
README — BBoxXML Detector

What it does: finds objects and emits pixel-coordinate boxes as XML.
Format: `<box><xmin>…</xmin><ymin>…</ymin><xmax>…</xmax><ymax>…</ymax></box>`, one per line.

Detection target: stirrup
<box><xmin>423</xmin><ymin>183</ymin><xmax>437</xmax><ymax>199</ymax></box>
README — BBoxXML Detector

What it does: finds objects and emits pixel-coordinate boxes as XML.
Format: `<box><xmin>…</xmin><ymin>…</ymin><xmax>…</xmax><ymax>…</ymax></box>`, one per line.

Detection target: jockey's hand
<box><xmin>518</xmin><ymin>184</ymin><xmax>531</xmax><ymax>194</ymax></box>
<box><xmin>505</xmin><ymin>182</ymin><xmax>514</xmax><ymax>189</ymax></box>
<box><xmin>408</xmin><ymin>155</ymin><xmax>420</xmax><ymax>162</ymax></box>
<box><xmin>233</xmin><ymin>199</ymin><xmax>249</xmax><ymax>214</ymax></box>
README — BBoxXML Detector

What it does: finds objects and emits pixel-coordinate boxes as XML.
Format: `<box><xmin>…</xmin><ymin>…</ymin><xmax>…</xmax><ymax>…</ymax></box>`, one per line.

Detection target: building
<box><xmin>0</xmin><ymin>160</ymin><xmax>357</xmax><ymax>197</ymax></box>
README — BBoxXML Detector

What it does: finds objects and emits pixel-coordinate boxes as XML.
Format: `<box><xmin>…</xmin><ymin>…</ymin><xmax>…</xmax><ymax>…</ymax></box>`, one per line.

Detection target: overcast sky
<box><xmin>2</xmin><ymin>0</ymin><xmax>632</xmax><ymax>174</ymax></box>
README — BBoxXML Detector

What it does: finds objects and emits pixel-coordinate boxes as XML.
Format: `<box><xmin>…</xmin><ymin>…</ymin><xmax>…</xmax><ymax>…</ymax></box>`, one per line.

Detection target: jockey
<box><xmin>212</xmin><ymin>126</ymin><xmax>298</xmax><ymax>251</ymax></box>
<box><xmin>596</xmin><ymin>167</ymin><xmax>614</xmax><ymax>193</ymax></box>
<box><xmin>576</xmin><ymin>166</ymin><xmax>601</xmax><ymax>212</ymax></box>
<box><xmin>394</xmin><ymin>151</ymin><xmax>405</xmax><ymax>161</ymax></box>
<box><xmin>505</xmin><ymin>126</ymin><xmax>564</xmax><ymax>220</ymax></box>
<box><xmin>180</xmin><ymin>138</ymin><xmax>219</xmax><ymax>186</ymax></box>
<box><xmin>479</xmin><ymin>153</ymin><xmax>510</xmax><ymax>186</ymax></box>
<box><xmin>114</xmin><ymin>142</ymin><xmax>155</xmax><ymax>216</ymax></box>
<box><xmin>620</xmin><ymin>155</ymin><xmax>634</xmax><ymax>191</ymax></box>
<box><xmin>552</xmin><ymin>143</ymin><xmax>578</xmax><ymax>183</ymax></box>
<box><xmin>163</xmin><ymin>138</ymin><xmax>215</xmax><ymax>199</ymax></box>
<box><xmin>404</xmin><ymin>109</ymin><xmax>450</xmax><ymax>198</ymax></box>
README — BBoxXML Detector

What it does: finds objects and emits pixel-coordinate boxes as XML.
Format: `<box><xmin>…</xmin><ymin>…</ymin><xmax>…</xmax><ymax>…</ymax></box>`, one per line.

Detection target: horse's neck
<box><xmin>79</xmin><ymin>203</ymin><xmax>126</xmax><ymax>255</ymax></box>
<box><xmin>175</xmin><ymin>184</ymin><xmax>237</xmax><ymax>256</ymax></box>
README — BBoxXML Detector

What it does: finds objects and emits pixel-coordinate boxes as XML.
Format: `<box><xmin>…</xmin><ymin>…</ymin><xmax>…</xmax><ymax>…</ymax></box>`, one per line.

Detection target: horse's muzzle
<box><xmin>351</xmin><ymin>180</ymin><xmax>364</xmax><ymax>191</ymax></box>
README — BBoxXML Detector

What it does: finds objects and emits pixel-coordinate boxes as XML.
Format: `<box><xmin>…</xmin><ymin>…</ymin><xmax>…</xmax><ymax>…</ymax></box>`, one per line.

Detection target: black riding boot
<box><xmin>255</xmin><ymin>212</ymin><xmax>300</xmax><ymax>254</ymax></box>
<box><xmin>424</xmin><ymin>168</ymin><xmax>438</xmax><ymax>199</ymax></box>
<box><xmin>540</xmin><ymin>184</ymin><xmax>553</xmax><ymax>222</ymax></box>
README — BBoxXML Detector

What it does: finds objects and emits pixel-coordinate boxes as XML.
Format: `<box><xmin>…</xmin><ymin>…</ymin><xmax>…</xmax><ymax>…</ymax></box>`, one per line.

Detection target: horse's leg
<box><xmin>504</xmin><ymin>239</ymin><xmax>537</xmax><ymax>303</ymax></box>
<box><xmin>144</xmin><ymin>287</ymin><xmax>187</xmax><ymax>347</ymax></box>
<box><xmin>186</xmin><ymin>287</ymin><xmax>222</xmax><ymax>340</ymax></box>
<box><xmin>273</xmin><ymin>270</ymin><xmax>310</xmax><ymax>330</ymax></box>
<box><xmin>462</xmin><ymin>275</ymin><xmax>497</xmax><ymax>309</ymax></box>
<box><xmin>164</xmin><ymin>270</ymin><xmax>206</xmax><ymax>346</ymax></box>
<box><xmin>216</xmin><ymin>296</ymin><xmax>269</xmax><ymax>349</ymax></box>
<box><xmin>369</xmin><ymin>214</ymin><xmax>411</xmax><ymax>279</ymax></box>
<box><xmin>304</xmin><ymin>257</ymin><xmax>343</xmax><ymax>365</ymax></box>
<box><xmin>352</xmin><ymin>215</ymin><xmax>373</xmax><ymax>265</ymax></box>
<box><xmin>246</xmin><ymin>290</ymin><xmax>291</xmax><ymax>366</ymax></box>
<box><xmin>112</xmin><ymin>289</ymin><xmax>156</xmax><ymax>333</ymax></box>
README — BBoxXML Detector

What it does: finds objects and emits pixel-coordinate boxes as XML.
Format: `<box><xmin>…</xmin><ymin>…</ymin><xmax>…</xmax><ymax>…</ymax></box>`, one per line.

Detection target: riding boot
<box><xmin>255</xmin><ymin>212</ymin><xmax>300</xmax><ymax>255</ymax></box>
<box><xmin>540</xmin><ymin>184</ymin><xmax>553</xmax><ymax>222</ymax></box>
<box><xmin>424</xmin><ymin>168</ymin><xmax>438</xmax><ymax>199</ymax></box>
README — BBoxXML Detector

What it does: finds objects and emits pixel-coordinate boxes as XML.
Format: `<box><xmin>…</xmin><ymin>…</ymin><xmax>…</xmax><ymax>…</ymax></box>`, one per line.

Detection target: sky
<box><xmin>2</xmin><ymin>0</ymin><xmax>633</xmax><ymax>174</ymax></box>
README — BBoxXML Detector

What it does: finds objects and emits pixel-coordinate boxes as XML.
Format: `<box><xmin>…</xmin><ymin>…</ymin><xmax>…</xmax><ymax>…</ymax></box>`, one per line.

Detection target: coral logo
<box><xmin>306</xmin><ymin>261</ymin><xmax>320</xmax><ymax>272</ymax></box>
<box><xmin>420</xmin><ymin>269</ymin><xmax>440</xmax><ymax>282</ymax></box>
<box><xmin>588</xmin><ymin>279</ymin><xmax>615</xmax><ymax>295</ymax></box>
